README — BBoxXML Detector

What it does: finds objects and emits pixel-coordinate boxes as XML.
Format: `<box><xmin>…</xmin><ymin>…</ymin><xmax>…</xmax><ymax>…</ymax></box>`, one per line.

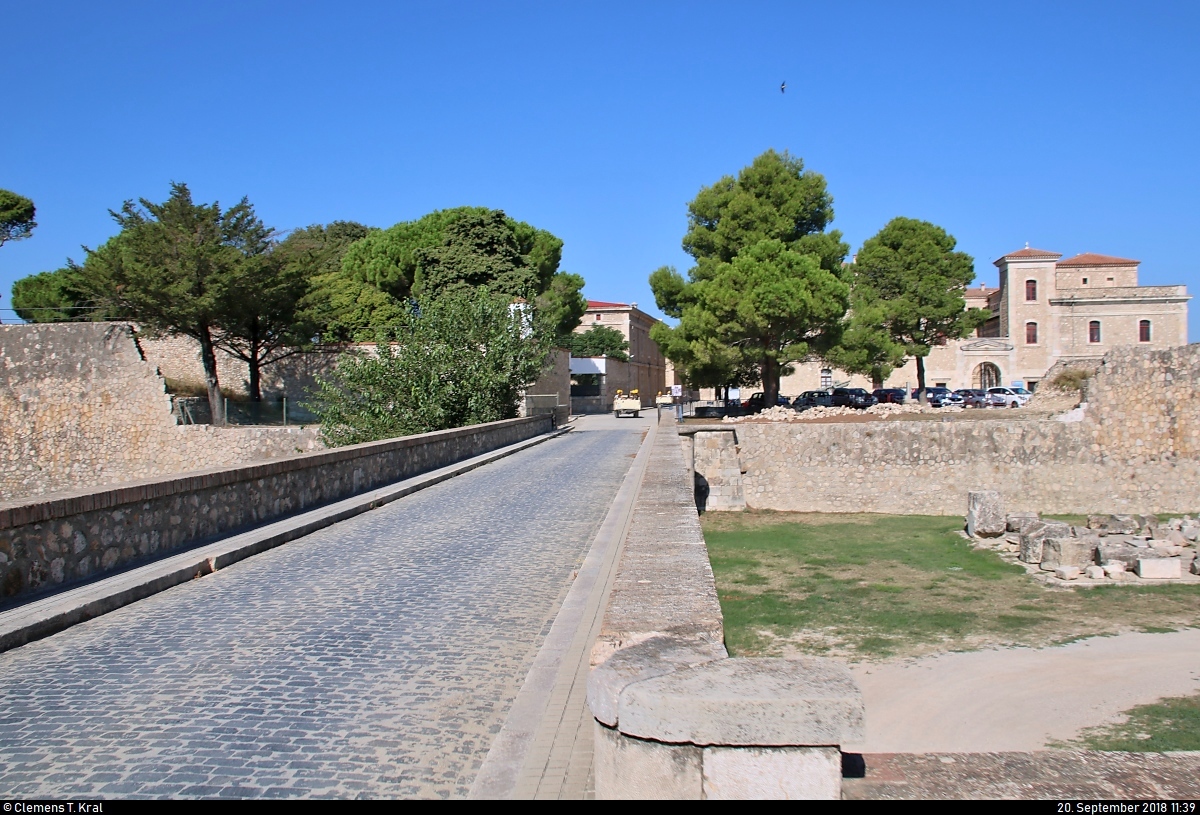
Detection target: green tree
<box><xmin>10</xmin><ymin>263</ymin><xmax>96</xmax><ymax>322</ymax></box>
<box><xmin>535</xmin><ymin>271</ymin><xmax>587</xmax><ymax>342</ymax></box>
<box><xmin>566</xmin><ymin>325</ymin><xmax>629</xmax><ymax>360</ymax></box>
<box><xmin>0</xmin><ymin>189</ymin><xmax>36</xmax><ymax>246</ymax></box>
<box><xmin>215</xmin><ymin>246</ymin><xmax>313</xmax><ymax>402</ymax></box>
<box><xmin>417</xmin><ymin>209</ymin><xmax>540</xmax><ymax>299</ymax></box>
<box><xmin>851</xmin><ymin>216</ymin><xmax>989</xmax><ymax>401</ymax></box>
<box><xmin>306</xmin><ymin>287</ymin><xmax>550</xmax><ymax>446</ymax></box>
<box><xmin>84</xmin><ymin>182</ymin><xmax>272</xmax><ymax>424</ymax></box>
<box><xmin>322</xmin><ymin>206</ymin><xmax>581</xmax><ymax>340</ymax></box>
<box><xmin>822</xmin><ymin>293</ymin><xmax>908</xmax><ymax>389</ymax></box>
<box><xmin>650</xmin><ymin>150</ymin><xmax>851</xmax><ymax>403</ymax></box>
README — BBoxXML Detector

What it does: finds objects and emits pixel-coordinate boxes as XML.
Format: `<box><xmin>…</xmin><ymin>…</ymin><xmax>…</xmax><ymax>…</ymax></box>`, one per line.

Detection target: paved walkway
<box><xmin>0</xmin><ymin>415</ymin><xmax>649</xmax><ymax>799</ymax></box>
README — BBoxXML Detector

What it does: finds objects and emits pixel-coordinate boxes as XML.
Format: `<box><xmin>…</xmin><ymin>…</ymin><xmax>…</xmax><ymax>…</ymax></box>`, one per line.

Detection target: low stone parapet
<box><xmin>589</xmin><ymin>411</ymin><xmax>863</xmax><ymax>799</ymax></box>
<box><xmin>0</xmin><ymin>415</ymin><xmax>552</xmax><ymax>603</ymax></box>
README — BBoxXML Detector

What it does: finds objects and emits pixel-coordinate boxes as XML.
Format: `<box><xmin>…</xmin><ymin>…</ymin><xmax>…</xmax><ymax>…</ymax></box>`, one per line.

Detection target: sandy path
<box><xmin>848</xmin><ymin>629</ymin><xmax>1200</xmax><ymax>753</ymax></box>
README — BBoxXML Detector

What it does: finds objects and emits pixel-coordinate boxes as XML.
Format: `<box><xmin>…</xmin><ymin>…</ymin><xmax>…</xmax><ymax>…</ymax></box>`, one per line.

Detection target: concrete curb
<box><xmin>0</xmin><ymin>426</ymin><xmax>571</xmax><ymax>654</ymax></box>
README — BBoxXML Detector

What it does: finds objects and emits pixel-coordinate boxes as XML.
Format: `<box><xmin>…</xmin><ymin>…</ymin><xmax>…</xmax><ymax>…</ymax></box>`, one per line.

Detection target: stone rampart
<box><xmin>690</xmin><ymin>344</ymin><xmax>1200</xmax><ymax>516</ymax></box>
<box><xmin>587</xmin><ymin>412</ymin><xmax>863</xmax><ymax>799</ymax></box>
<box><xmin>0</xmin><ymin>415</ymin><xmax>551</xmax><ymax>602</ymax></box>
<box><xmin>0</xmin><ymin>323</ymin><xmax>325</xmax><ymax>501</ymax></box>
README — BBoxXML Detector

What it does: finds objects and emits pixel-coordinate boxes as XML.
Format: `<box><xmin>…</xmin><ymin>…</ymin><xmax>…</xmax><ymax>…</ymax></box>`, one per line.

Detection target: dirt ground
<box><xmin>848</xmin><ymin>628</ymin><xmax>1200</xmax><ymax>753</ymax></box>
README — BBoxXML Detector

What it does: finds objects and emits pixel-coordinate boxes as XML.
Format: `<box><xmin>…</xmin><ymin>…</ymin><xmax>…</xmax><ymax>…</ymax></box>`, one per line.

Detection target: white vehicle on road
<box><xmin>613</xmin><ymin>389</ymin><xmax>642</xmax><ymax>418</ymax></box>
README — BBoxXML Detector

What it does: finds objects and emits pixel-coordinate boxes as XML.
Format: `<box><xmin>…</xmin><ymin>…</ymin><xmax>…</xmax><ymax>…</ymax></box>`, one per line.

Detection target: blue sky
<box><xmin>3</xmin><ymin>1</ymin><xmax>1197</xmax><ymax>339</ymax></box>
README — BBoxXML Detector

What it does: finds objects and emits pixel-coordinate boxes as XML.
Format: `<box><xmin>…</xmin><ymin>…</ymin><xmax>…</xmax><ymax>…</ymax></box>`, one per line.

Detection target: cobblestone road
<box><xmin>0</xmin><ymin>420</ymin><xmax>645</xmax><ymax>799</ymax></box>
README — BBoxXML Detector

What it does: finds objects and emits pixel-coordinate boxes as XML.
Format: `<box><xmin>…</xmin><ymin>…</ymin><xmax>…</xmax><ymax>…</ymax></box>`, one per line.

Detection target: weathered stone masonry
<box><xmin>0</xmin><ymin>415</ymin><xmax>552</xmax><ymax>602</ymax></box>
<box><xmin>691</xmin><ymin>344</ymin><xmax>1200</xmax><ymax>515</ymax></box>
<box><xmin>0</xmin><ymin>323</ymin><xmax>323</xmax><ymax>501</ymax></box>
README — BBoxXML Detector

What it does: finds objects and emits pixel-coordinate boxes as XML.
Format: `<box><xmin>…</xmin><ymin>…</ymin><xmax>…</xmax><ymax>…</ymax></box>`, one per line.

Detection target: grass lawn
<box><xmin>1054</xmin><ymin>693</ymin><xmax>1200</xmax><ymax>752</ymax></box>
<box><xmin>702</xmin><ymin>511</ymin><xmax>1200</xmax><ymax>661</ymax></box>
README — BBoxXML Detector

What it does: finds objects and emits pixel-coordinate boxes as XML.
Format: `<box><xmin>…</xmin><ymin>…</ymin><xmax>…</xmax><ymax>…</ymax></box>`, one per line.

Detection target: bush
<box><xmin>1049</xmin><ymin>368</ymin><xmax>1092</xmax><ymax>392</ymax></box>
<box><xmin>306</xmin><ymin>288</ymin><xmax>550</xmax><ymax>446</ymax></box>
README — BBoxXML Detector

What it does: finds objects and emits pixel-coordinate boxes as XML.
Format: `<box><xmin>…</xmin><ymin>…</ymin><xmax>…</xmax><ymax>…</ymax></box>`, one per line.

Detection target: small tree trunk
<box><xmin>762</xmin><ymin>355</ymin><xmax>779</xmax><ymax>408</ymax></box>
<box><xmin>916</xmin><ymin>355</ymin><xmax>928</xmax><ymax>405</ymax></box>
<box><xmin>198</xmin><ymin>325</ymin><xmax>225</xmax><ymax>425</ymax></box>
<box><xmin>248</xmin><ymin>322</ymin><xmax>263</xmax><ymax>402</ymax></box>
<box><xmin>871</xmin><ymin>368</ymin><xmax>884</xmax><ymax>391</ymax></box>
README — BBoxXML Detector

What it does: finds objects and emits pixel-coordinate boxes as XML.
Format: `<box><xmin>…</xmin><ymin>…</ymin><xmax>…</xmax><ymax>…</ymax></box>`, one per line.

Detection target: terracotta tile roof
<box><xmin>1056</xmin><ymin>252</ymin><xmax>1140</xmax><ymax>268</ymax></box>
<box><xmin>964</xmin><ymin>286</ymin><xmax>996</xmax><ymax>297</ymax></box>
<box><xmin>587</xmin><ymin>300</ymin><xmax>630</xmax><ymax>309</ymax></box>
<box><xmin>993</xmin><ymin>247</ymin><xmax>1062</xmax><ymax>265</ymax></box>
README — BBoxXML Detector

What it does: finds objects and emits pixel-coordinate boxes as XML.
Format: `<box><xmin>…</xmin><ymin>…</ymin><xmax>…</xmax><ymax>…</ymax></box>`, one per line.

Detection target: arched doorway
<box><xmin>973</xmin><ymin>362</ymin><xmax>1001</xmax><ymax>389</ymax></box>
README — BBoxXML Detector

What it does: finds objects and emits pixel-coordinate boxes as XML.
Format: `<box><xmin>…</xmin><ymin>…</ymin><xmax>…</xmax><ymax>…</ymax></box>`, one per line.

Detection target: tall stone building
<box><xmin>569</xmin><ymin>300</ymin><xmax>668</xmax><ymax>411</ymax></box>
<box><xmin>771</xmin><ymin>245</ymin><xmax>1191</xmax><ymax>395</ymax></box>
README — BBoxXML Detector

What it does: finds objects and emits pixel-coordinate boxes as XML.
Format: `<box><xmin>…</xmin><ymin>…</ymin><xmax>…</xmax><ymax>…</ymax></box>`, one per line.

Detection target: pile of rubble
<box><xmin>722</xmin><ymin>401</ymin><xmax>961</xmax><ymax>423</ymax></box>
<box><xmin>965</xmin><ymin>491</ymin><xmax>1200</xmax><ymax>583</ymax></box>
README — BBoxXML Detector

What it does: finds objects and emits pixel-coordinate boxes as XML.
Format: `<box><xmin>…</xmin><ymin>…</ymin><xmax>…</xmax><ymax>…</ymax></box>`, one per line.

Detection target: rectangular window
<box><xmin>1025</xmin><ymin>322</ymin><xmax>1038</xmax><ymax>344</ymax></box>
<box><xmin>1025</xmin><ymin>279</ymin><xmax>1037</xmax><ymax>301</ymax></box>
<box><xmin>1139</xmin><ymin>320</ymin><xmax>1151</xmax><ymax>342</ymax></box>
<box><xmin>1089</xmin><ymin>321</ymin><xmax>1101</xmax><ymax>343</ymax></box>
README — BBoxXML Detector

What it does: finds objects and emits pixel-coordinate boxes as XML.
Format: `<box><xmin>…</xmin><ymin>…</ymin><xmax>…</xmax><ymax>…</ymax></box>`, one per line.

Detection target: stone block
<box><xmin>1006</xmin><ymin>512</ymin><xmax>1040</xmax><ymax>534</ymax></box>
<box><xmin>1097</xmin><ymin>543</ymin><xmax>1148</xmax><ymax>569</ymax></box>
<box><xmin>966</xmin><ymin>491</ymin><xmax>1005</xmax><ymax>538</ymax></box>
<box><xmin>1054</xmin><ymin>565</ymin><xmax>1081</xmax><ymax>580</ymax></box>
<box><xmin>1041</xmin><ymin>537</ymin><xmax>1097</xmax><ymax>569</ymax></box>
<box><xmin>1135</xmin><ymin>558</ymin><xmax>1181</xmax><ymax>579</ymax></box>
<box><xmin>1192</xmin><ymin>559</ymin><xmax>1200</xmax><ymax>576</ymax></box>
<box><xmin>1085</xmin><ymin>565</ymin><xmax>1106</xmax><ymax>580</ymax></box>
<box><xmin>1106</xmin><ymin>514</ymin><xmax>1141</xmax><ymax>535</ymax></box>
<box><xmin>593</xmin><ymin>721</ymin><xmax>703</xmax><ymax>800</ymax></box>
<box><xmin>1138</xmin><ymin>514</ymin><xmax>1160</xmax><ymax>534</ymax></box>
<box><xmin>616</xmin><ymin>656</ymin><xmax>864</xmax><ymax>747</ymax></box>
<box><xmin>702</xmin><ymin>746</ymin><xmax>841</xmax><ymax>800</ymax></box>
<box><xmin>1102</xmin><ymin>562</ymin><xmax>1126</xmax><ymax>577</ymax></box>
<box><xmin>1087</xmin><ymin>514</ymin><xmax>1109</xmax><ymax>529</ymax></box>
<box><xmin>1167</xmin><ymin>530</ymin><xmax>1188</xmax><ymax>547</ymax></box>
<box><xmin>1018</xmin><ymin>520</ymin><xmax>1069</xmax><ymax>563</ymax></box>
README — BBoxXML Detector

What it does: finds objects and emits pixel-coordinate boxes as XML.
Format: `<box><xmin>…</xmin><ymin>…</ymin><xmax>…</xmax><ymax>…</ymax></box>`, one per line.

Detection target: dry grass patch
<box><xmin>703</xmin><ymin>511</ymin><xmax>1200</xmax><ymax>662</ymax></box>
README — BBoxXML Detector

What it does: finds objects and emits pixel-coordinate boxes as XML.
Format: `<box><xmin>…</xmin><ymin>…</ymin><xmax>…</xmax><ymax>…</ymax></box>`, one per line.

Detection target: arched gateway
<box><xmin>973</xmin><ymin>362</ymin><xmax>1002</xmax><ymax>389</ymax></box>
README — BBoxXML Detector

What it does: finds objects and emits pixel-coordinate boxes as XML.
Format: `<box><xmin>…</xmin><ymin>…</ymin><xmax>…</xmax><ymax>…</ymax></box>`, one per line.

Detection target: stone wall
<box><xmin>0</xmin><ymin>415</ymin><xmax>552</xmax><ymax>602</ymax></box>
<box><xmin>691</xmin><ymin>344</ymin><xmax>1200</xmax><ymax>516</ymax></box>
<box><xmin>137</xmin><ymin>332</ymin><xmax>341</xmax><ymax>400</ymax></box>
<box><xmin>0</xmin><ymin>324</ymin><xmax>324</xmax><ymax>502</ymax></box>
<box><xmin>1084</xmin><ymin>344</ymin><xmax>1200</xmax><ymax>461</ymax></box>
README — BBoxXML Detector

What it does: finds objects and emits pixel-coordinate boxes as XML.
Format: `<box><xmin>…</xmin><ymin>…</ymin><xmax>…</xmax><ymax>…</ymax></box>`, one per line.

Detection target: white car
<box><xmin>986</xmin><ymin>386</ymin><xmax>1032</xmax><ymax>408</ymax></box>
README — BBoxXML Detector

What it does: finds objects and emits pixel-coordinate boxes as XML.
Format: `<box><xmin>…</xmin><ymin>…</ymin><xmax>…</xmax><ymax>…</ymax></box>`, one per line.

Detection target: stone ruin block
<box><xmin>1041</xmin><ymin>537</ymin><xmax>1098</xmax><ymax>570</ymax></box>
<box><xmin>1105</xmin><ymin>515</ymin><xmax>1141</xmax><ymax>535</ymax></box>
<box><xmin>1054</xmin><ymin>565</ymin><xmax>1081</xmax><ymax>580</ymax></box>
<box><xmin>1097</xmin><ymin>543</ymin><xmax>1150</xmax><ymax>569</ymax></box>
<box><xmin>1085</xmin><ymin>565</ymin><xmax>1106</xmax><ymax>580</ymax></box>
<box><xmin>966</xmin><ymin>491</ymin><xmax>1005</xmax><ymax>538</ymax></box>
<box><xmin>1006</xmin><ymin>512</ymin><xmax>1040</xmax><ymax>534</ymax></box>
<box><xmin>1135</xmin><ymin>558</ymin><xmax>1182</xmax><ymax>579</ymax></box>
<box><xmin>1018</xmin><ymin>520</ymin><xmax>1072</xmax><ymax>564</ymax></box>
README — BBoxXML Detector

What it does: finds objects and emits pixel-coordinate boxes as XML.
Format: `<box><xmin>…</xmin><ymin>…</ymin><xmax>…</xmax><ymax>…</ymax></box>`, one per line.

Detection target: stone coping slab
<box><xmin>615</xmin><ymin>651</ymin><xmax>865</xmax><ymax>747</ymax></box>
<box><xmin>0</xmin><ymin>425</ymin><xmax>568</xmax><ymax>653</ymax></box>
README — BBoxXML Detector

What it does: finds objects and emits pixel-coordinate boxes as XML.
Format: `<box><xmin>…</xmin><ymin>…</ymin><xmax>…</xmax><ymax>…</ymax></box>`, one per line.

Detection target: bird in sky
<box><xmin>780</xmin><ymin>80</ymin><xmax>786</xmax><ymax>94</ymax></box>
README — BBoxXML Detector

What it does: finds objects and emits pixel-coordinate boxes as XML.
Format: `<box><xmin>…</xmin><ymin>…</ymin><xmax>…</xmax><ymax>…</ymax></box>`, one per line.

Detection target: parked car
<box><xmin>872</xmin><ymin>388</ymin><xmax>907</xmax><ymax>404</ymax></box>
<box><xmin>742</xmin><ymin>392</ymin><xmax>765</xmax><ymax>414</ymax></box>
<box><xmin>740</xmin><ymin>392</ymin><xmax>788</xmax><ymax>413</ymax></box>
<box><xmin>955</xmin><ymin>388</ymin><xmax>989</xmax><ymax>408</ymax></box>
<box><xmin>830</xmin><ymin>387</ymin><xmax>878</xmax><ymax>409</ymax></box>
<box><xmin>912</xmin><ymin>387</ymin><xmax>964</xmax><ymax>407</ymax></box>
<box><xmin>794</xmin><ymin>390</ymin><xmax>834</xmax><ymax>409</ymax></box>
<box><xmin>986</xmin><ymin>386</ymin><xmax>1033</xmax><ymax>408</ymax></box>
